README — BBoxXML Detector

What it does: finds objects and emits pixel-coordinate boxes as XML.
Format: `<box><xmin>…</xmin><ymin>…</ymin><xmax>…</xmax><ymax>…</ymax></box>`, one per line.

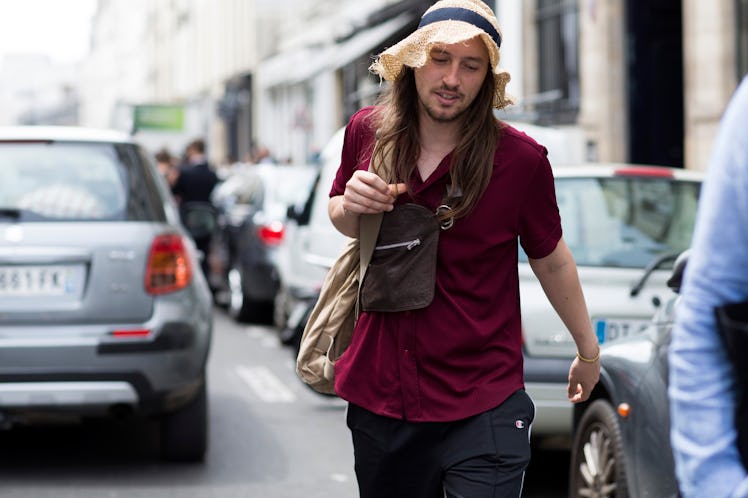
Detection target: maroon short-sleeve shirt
<box><xmin>330</xmin><ymin>106</ymin><xmax>562</xmax><ymax>422</ymax></box>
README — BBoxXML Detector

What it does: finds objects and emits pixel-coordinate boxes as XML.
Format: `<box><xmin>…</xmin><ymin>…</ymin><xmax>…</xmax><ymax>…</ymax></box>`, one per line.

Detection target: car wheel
<box><xmin>290</xmin><ymin>302</ymin><xmax>313</xmax><ymax>355</ymax></box>
<box><xmin>160</xmin><ymin>382</ymin><xmax>208</xmax><ymax>462</ymax></box>
<box><xmin>569</xmin><ymin>399</ymin><xmax>629</xmax><ymax>498</ymax></box>
<box><xmin>227</xmin><ymin>265</ymin><xmax>253</xmax><ymax>322</ymax></box>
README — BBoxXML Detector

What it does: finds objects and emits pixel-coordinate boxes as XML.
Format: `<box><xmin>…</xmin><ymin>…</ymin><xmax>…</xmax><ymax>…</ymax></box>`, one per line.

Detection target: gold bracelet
<box><xmin>576</xmin><ymin>347</ymin><xmax>600</xmax><ymax>363</ymax></box>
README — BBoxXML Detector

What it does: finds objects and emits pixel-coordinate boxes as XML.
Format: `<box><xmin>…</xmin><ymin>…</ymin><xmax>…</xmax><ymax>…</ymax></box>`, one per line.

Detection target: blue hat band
<box><xmin>418</xmin><ymin>7</ymin><xmax>502</xmax><ymax>48</ymax></box>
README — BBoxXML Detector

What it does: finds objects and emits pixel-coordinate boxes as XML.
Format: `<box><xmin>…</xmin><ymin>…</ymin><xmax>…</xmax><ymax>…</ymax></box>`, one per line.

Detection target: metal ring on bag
<box><xmin>436</xmin><ymin>204</ymin><xmax>455</xmax><ymax>230</ymax></box>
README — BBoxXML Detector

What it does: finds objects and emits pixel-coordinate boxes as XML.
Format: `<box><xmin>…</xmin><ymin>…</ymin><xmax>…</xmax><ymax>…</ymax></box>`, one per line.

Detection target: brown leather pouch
<box><xmin>360</xmin><ymin>203</ymin><xmax>440</xmax><ymax>312</ymax></box>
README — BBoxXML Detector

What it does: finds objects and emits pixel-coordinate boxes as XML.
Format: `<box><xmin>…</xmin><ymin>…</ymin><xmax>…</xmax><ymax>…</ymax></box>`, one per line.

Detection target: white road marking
<box><xmin>246</xmin><ymin>328</ymin><xmax>264</xmax><ymax>339</ymax></box>
<box><xmin>330</xmin><ymin>473</ymin><xmax>350</xmax><ymax>483</ymax></box>
<box><xmin>260</xmin><ymin>336</ymin><xmax>279</xmax><ymax>348</ymax></box>
<box><xmin>246</xmin><ymin>327</ymin><xmax>281</xmax><ymax>348</ymax></box>
<box><xmin>236</xmin><ymin>365</ymin><xmax>297</xmax><ymax>403</ymax></box>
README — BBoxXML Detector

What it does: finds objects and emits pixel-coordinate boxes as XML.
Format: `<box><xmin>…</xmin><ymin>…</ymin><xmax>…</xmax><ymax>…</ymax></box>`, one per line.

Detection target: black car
<box><xmin>568</xmin><ymin>251</ymin><xmax>689</xmax><ymax>498</ymax></box>
<box><xmin>209</xmin><ymin>164</ymin><xmax>317</xmax><ymax>323</ymax></box>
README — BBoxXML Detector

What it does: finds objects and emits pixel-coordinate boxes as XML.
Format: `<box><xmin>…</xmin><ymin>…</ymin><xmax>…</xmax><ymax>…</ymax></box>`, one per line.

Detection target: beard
<box><xmin>421</xmin><ymin>103</ymin><xmax>466</xmax><ymax>123</ymax></box>
<box><xmin>418</xmin><ymin>89</ymin><xmax>469</xmax><ymax>124</ymax></box>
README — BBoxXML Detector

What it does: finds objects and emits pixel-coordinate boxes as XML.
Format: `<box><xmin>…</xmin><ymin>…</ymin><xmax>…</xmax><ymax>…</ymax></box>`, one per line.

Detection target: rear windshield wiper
<box><xmin>630</xmin><ymin>252</ymin><xmax>680</xmax><ymax>297</ymax></box>
<box><xmin>0</xmin><ymin>207</ymin><xmax>21</xmax><ymax>220</ymax></box>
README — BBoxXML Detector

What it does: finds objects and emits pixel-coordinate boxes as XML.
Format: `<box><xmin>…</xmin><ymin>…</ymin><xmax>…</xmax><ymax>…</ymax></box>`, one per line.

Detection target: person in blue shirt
<box><xmin>669</xmin><ymin>76</ymin><xmax>748</xmax><ymax>498</ymax></box>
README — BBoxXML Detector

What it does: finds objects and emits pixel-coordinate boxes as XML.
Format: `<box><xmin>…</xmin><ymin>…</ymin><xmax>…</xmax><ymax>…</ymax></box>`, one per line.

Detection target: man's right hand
<box><xmin>342</xmin><ymin>170</ymin><xmax>406</xmax><ymax>216</ymax></box>
<box><xmin>328</xmin><ymin>171</ymin><xmax>406</xmax><ymax>238</ymax></box>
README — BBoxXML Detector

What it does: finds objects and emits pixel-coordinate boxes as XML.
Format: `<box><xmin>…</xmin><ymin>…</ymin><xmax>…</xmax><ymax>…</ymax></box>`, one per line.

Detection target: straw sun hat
<box><xmin>370</xmin><ymin>0</ymin><xmax>512</xmax><ymax>110</ymax></box>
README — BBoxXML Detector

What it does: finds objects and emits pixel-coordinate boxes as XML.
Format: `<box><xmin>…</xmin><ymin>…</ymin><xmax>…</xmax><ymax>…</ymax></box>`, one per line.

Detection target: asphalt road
<box><xmin>0</xmin><ymin>308</ymin><xmax>569</xmax><ymax>497</ymax></box>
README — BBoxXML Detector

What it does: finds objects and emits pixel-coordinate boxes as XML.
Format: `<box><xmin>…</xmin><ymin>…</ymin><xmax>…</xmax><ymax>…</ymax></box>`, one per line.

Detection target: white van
<box><xmin>274</xmin><ymin>127</ymin><xmax>348</xmax><ymax>346</ymax></box>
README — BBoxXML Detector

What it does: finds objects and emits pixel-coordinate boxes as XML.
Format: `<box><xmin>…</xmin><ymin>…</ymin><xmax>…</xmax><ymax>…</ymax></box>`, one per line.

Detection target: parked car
<box><xmin>209</xmin><ymin>164</ymin><xmax>317</xmax><ymax>323</ymax></box>
<box><xmin>274</xmin><ymin>128</ymin><xmax>348</xmax><ymax>346</ymax></box>
<box><xmin>0</xmin><ymin>126</ymin><xmax>213</xmax><ymax>461</ymax></box>
<box><xmin>521</xmin><ymin>165</ymin><xmax>702</xmax><ymax>442</ymax></box>
<box><xmin>567</xmin><ymin>250</ymin><xmax>689</xmax><ymax>498</ymax></box>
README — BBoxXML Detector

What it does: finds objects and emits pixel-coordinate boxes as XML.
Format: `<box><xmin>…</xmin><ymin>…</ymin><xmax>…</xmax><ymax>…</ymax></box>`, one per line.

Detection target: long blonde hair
<box><xmin>367</xmin><ymin>66</ymin><xmax>500</xmax><ymax>221</ymax></box>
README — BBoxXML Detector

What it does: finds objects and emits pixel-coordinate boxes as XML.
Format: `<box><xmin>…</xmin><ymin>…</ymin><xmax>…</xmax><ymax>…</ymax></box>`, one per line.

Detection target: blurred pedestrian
<box><xmin>154</xmin><ymin>147</ymin><xmax>178</xmax><ymax>186</ymax></box>
<box><xmin>249</xmin><ymin>143</ymin><xmax>274</xmax><ymax>164</ymax></box>
<box><xmin>171</xmin><ymin>138</ymin><xmax>219</xmax><ymax>278</ymax></box>
<box><xmin>171</xmin><ymin>138</ymin><xmax>219</xmax><ymax>204</ymax></box>
<box><xmin>327</xmin><ymin>1</ymin><xmax>599</xmax><ymax>497</ymax></box>
<box><xmin>669</xmin><ymin>76</ymin><xmax>748</xmax><ymax>498</ymax></box>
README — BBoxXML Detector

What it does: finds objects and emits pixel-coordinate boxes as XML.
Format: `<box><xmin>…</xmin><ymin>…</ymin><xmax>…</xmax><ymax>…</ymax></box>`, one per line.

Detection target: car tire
<box><xmin>569</xmin><ymin>399</ymin><xmax>629</xmax><ymax>498</ymax></box>
<box><xmin>227</xmin><ymin>264</ymin><xmax>253</xmax><ymax>322</ymax></box>
<box><xmin>290</xmin><ymin>303</ymin><xmax>313</xmax><ymax>355</ymax></box>
<box><xmin>160</xmin><ymin>382</ymin><xmax>208</xmax><ymax>462</ymax></box>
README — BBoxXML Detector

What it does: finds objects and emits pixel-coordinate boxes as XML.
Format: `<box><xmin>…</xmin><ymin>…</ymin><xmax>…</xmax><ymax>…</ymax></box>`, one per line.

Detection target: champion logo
<box><xmin>515</xmin><ymin>420</ymin><xmax>525</xmax><ymax>429</ymax></box>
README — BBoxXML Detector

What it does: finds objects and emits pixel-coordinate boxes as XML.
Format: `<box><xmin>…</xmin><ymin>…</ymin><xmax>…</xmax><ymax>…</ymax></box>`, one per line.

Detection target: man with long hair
<box><xmin>327</xmin><ymin>1</ymin><xmax>599</xmax><ymax>496</ymax></box>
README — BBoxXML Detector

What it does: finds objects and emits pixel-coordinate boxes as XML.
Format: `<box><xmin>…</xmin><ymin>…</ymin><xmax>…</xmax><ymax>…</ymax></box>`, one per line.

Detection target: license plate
<box><xmin>0</xmin><ymin>265</ymin><xmax>82</xmax><ymax>296</ymax></box>
<box><xmin>594</xmin><ymin>318</ymin><xmax>650</xmax><ymax>344</ymax></box>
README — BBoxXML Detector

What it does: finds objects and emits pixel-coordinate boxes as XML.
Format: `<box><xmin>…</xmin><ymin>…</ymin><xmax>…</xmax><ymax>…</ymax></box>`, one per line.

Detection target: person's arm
<box><xmin>528</xmin><ymin>238</ymin><xmax>600</xmax><ymax>403</ymax></box>
<box><xmin>328</xmin><ymin>169</ymin><xmax>406</xmax><ymax>238</ymax></box>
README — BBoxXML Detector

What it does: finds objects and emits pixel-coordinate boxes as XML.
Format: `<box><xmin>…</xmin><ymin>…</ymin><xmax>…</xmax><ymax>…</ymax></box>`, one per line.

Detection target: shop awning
<box><xmin>258</xmin><ymin>12</ymin><xmax>413</xmax><ymax>89</ymax></box>
<box><xmin>329</xmin><ymin>13</ymin><xmax>412</xmax><ymax>70</ymax></box>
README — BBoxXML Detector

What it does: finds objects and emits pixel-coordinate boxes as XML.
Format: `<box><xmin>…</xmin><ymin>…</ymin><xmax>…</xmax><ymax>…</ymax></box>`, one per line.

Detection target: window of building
<box><xmin>535</xmin><ymin>0</ymin><xmax>580</xmax><ymax>124</ymax></box>
<box><xmin>738</xmin><ymin>0</ymin><xmax>748</xmax><ymax>78</ymax></box>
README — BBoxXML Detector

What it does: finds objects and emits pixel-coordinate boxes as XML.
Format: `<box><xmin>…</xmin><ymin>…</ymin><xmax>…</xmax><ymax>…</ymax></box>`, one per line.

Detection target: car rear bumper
<box><xmin>0</xmin><ymin>304</ymin><xmax>211</xmax><ymax>418</ymax></box>
<box><xmin>0</xmin><ymin>381</ymin><xmax>138</xmax><ymax>410</ymax></box>
<box><xmin>0</xmin><ymin>371</ymin><xmax>204</xmax><ymax>419</ymax></box>
<box><xmin>524</xmin><ymin>354</ymin><xmax>573</xmax><ymax>438</ymax></box>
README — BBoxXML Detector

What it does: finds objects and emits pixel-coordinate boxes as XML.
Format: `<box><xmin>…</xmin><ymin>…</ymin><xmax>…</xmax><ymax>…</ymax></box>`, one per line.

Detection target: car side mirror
<box><xmin>666</xmin><ymin>249</ymin><xmax>690</xmax><ymax>294</ymax></box>
<box><xmin>286</xmin><ymin>202</ymin><xmax>311</xmax><ymax>226</ymax></box>
<box><xmin>287</xmin><ymin>204</ymin><xmax>301</xmax><ymax>222</ymax></box>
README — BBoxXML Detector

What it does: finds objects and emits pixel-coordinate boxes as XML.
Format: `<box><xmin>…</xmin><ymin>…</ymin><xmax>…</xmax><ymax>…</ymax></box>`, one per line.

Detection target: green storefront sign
<box><xmin>133</xmin><ymin>105</ymin><xmax>185</xmax><ymax>131</ymax></box>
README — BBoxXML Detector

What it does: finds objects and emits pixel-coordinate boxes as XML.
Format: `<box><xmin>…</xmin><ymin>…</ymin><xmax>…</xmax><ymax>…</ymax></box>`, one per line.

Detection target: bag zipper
<box><xmin>375</xmin><ymin>238</ymin><xmax>421</xmax><ymax>251</ymax></box>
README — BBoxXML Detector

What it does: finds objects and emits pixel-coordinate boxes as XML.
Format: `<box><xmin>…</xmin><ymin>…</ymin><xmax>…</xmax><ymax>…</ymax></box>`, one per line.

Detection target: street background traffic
<box><xmin>0</xmin><ymin>1</ymin><xmax>742</xmax><ymax>175</ymax></box>
<box><xmin>0</xmin><ymin>310</ymin><xmax>569</xmax><ymax>498</ymax></box>
<box><xmin>1</xmin><ymin>1</ymin><xmax>746</xmax><ymax>497</ymax></box>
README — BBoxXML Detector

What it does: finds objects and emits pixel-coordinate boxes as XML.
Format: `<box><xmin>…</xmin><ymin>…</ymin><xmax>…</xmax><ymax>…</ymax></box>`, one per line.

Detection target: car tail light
<box><xmin>145</xmin><ymin>234</ymin><xmax>192</xmax><ymax>295</ymax></box>
<box><xmin>613</xmin><ymin>166</ymin><xmax>674</xmax><ymax>178</ymax></box>
<box><xmin>257</xmin><ymin>221</ymin><xmax>285</xmax><ymax>246</ymax></box>
<box><xmin>111</xmin><ymin>328</ymin><xmax>152</xmax><ymax>339</ymax></box>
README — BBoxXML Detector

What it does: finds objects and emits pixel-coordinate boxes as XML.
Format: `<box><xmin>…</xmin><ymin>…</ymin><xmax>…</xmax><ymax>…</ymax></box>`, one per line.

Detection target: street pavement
<box><xmin>0</xmin><ymin>308</ymin><xmax>569</xmax><ymax>497</ymax></box>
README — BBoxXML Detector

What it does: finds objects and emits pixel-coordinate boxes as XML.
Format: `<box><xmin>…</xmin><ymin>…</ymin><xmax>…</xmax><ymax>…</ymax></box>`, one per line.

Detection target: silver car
<box><xmin>522</xmin><ymin>165</ymin><xmax>702</xmax><ymax>442</ymax></box>
<box><xmin>0</xmin><ymin>127</ymin><xmax>213</xmax><ymax>461</ymax></box>
<box><xmin>568</xmin><ymin>251</ymin><xmax>689</xmax><ymax>498</ymax></box>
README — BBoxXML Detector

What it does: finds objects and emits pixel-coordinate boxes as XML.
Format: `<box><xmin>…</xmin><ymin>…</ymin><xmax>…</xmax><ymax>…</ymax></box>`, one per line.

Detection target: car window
<box><xmin>520</xmin><ymin>176</ymin><xmax>700</xmax><ymax>268</ymax></box>
<box><xmin>211</xmin><ymin>166</ymin><xmax>317</xmax><ymax>222</ymax></box>
<box><xmin>213</xmin><ymin>174</ymin><xmax>265</xmax><ymax>207</ymax></box>
<box><xmin>0</xmin><ymin>141</ymin><xmax>161</xmax><ymax>222</ymax></box>
<box><xmin>259</xmin><ymin>168</ymin><xmax>316</xmax><ymax>205</ymax></box>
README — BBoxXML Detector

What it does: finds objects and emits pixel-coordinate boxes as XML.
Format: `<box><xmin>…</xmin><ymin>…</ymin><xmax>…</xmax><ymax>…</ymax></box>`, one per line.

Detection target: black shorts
<box><xmin>346</xmin><ymin>389</ymin><xmax>535</xmax><ymax>498</ymax></box>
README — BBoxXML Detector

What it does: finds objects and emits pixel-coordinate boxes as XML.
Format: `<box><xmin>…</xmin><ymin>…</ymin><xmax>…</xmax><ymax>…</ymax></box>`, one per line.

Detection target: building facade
<box><xmin>506</xmin><ymin>0</ymin><xmax>745</xmax><ymax>171</ymax></box>
<box><xmin>76</xmin><ymin>0</ymin><xmax>747</xmax><ymax>171</ymax></box>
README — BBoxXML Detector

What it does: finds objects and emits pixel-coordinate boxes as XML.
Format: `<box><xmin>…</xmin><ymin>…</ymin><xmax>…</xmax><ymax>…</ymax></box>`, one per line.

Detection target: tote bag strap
<box><xmin>355</xmin><ymin>143</ymin><xmax>386</xmax><ymax>315</ymax></box>
<box><xmin>360</xmin><ymin>212</ymin><xmax>382</xmax><ymax>276</ymax></box>
<box><xmin>360</xmin><ymin>138</ymin><xmax>388</xmax><ymax>281</ymax></box>
<box><xmin>356</xmin><ymin>212</ymin><xmax>382</xmax><ymax>320</ymax></box>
